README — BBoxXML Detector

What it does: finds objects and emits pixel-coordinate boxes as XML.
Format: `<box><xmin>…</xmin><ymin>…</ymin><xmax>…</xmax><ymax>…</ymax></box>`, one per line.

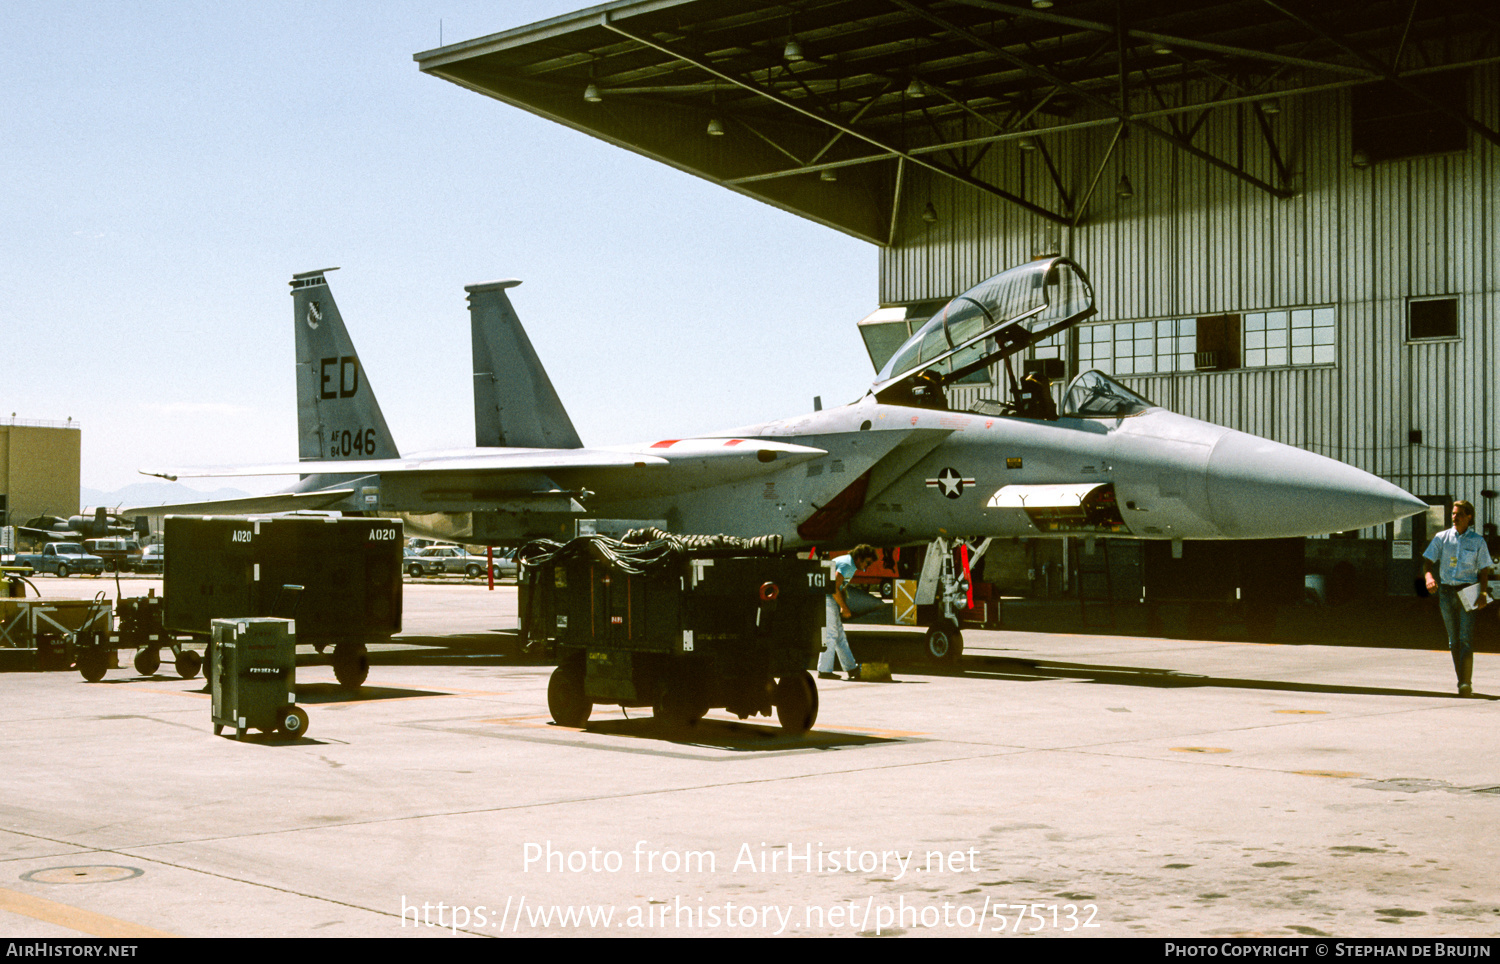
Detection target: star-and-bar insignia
<box><xmin>926</xmin><ymin>467</ymin><xmax>975</xmax><ymax>499</ymax></box>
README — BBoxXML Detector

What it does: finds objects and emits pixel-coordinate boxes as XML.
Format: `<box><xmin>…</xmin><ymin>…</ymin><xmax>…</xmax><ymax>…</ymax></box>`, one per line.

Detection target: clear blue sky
<box><xmin>1</xmin><ymin>1</ymin><xmax>876</xmax><ymax>498</ymax></box>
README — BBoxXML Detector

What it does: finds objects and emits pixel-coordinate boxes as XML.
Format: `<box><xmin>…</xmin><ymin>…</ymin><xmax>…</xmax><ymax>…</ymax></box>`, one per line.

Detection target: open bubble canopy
<box><xmin>872</xmin><ymin>257</ymin><xmax>1095</xmax><ymax>391</ymax></box>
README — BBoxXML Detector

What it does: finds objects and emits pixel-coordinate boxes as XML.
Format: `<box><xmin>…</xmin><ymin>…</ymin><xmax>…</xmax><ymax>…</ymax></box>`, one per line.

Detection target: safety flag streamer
<box><xmin>958</xmin><ymin>541</ymin><xmax>973</xmax><ymax>609</ymax></box>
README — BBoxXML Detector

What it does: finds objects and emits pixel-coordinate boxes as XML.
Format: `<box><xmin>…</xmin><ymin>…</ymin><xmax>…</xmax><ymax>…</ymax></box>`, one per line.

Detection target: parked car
<box><xmin>137</xmin><ymin>544</ymin><xmax>166</xmax><ymax>574</ymax></box>
<box><xmin>404</xmin><ymin>545</ymin><xmax>511</xmax><ymax>579</ymax></box>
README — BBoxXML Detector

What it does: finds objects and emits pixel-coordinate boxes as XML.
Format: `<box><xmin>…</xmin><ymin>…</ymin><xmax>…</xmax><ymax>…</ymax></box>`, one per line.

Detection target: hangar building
<box><xmin>416</xmin><ymin>0</ymin><xmax>1498</xmax><ymax>597</ymax></box>
<box><xmin>0</xmin><ymin>420</ymin><xmax>81</xmax><ymax>534</ymax></box>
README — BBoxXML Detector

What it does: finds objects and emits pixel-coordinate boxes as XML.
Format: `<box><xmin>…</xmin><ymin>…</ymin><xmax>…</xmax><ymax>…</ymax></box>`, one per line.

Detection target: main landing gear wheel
<box><xmin>76</xmin><ymin>649</ymin><xmax>108</xmax><ymax>683</ymax></box>
<box><xmin>277</xmin><ymin>706</ymin><xmax>309</xmax><ymax>738</ymax></box>
<box><xmin>923</xmin><ymin>621</ymin><xmax>964</xmax><ymax>664</ymax></box>
<box><xmin>774</xmin><ymin>671</ymin><xmax>819</xmax><ymax>735</ymax></box>
<box><xmin>332</xmin><ymin>641</ymin><xmax>369</xmax><ymax>689</ymax></box>
<box><xmin>134</xmin><ymin>648</ymin><xmax>161</xmax><ymax>677</ymax></box>
<box><xmin>547</xmin><ymin>660</ymin><xmax>591</xmax><ymax>727</ymax></box>
<box><xmin>175</xmin><ymin>649</ymin><xmax>202</xmax><ymax>680</ymax></box>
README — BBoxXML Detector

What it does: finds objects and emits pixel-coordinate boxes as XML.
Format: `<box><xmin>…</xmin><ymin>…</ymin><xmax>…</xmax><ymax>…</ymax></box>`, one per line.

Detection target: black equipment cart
<box><xmin>519</xmin><ymin>532</ymin><xmax>828</xmax><ymax>734</ymax></box>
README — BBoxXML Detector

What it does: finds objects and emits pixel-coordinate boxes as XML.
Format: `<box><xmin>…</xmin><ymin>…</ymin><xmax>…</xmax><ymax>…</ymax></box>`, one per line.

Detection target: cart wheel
<box><xmin>923</xmin><ymin>621</ymin><xmax>964</xmax><ymax>663</ymax></box>
<box><xmin>175</xmin><ymin>649</ymin><xmax>202</xmax><ymax>680</ymax></box>
<box><xmin>547</xmin><ymin>660</ymin><xmax>591</xmax><ymax>727</ymax></box>
<box><xmin>134</xmin><ymin>647</ymin><xmax>161</xmax><ymax>677</ymax></box>
<box><xmin>774</xmin><ymin>672</ymin><xmax>819</xmax><ymax>735</ymax></box>
<box><xmin>332</xmin><ymin>641</ymin><xmax>369</xmax><ymax>689</ymax></box>
<box><xmin>278</xmin><ymin>706</ymin><xmax>309</xmax><ymax>738</ymax></box>
<box><xmin>76</xmin><ymin>649</ymin><xmax>108</xmax><ymax>683</ymax></box>
<box><xmin>880</xmin><ymin>579</ymin><xmax>894</xmax><ymax>599</ymax></box>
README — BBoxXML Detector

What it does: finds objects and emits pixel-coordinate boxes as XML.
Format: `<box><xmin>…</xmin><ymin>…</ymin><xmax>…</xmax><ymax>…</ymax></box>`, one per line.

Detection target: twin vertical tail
<box><xmin>288</xmin><ymin>270</ymin><xmax>579</xmax><ymax>468</ymax></box>
<box><xmin>290</xmin><ymin>268</ymin><xmax>400</xmax><ymax>462</ymax></box>
<box><xmin>468</xmin><ymin>280</ymin><xmax>582</xmax><ymax>449</ymax></box>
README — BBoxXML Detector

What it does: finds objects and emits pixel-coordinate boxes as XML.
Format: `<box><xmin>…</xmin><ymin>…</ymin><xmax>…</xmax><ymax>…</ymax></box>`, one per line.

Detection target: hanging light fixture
<box><xmin>584</xmin><ymin>55</ymin><xmax>603</xmax><ymax>103</ymax></box>
<box><xmin>905</xmin><ymin>77</ymin><xmax>925</xmax><ymax>98</ymax></box>
<box><xmin>784</xmin><ymin>38</ymin><xmax>804</xmax><ymax>61</ymax></box>
<box><xmin>707</xmin><ymin>117</ymin><xmax>725</xmax><ymax>136</ymax></box>
<box><xmin>1031</xmin><ymin>0</ymin><xmax>1053</xmax><ymax>8</ymax></box>
<box><xmin>1261</xmin><ymin>97</ymin><xmax>1281</xmax><ymax>115</ymax></box>
<box><xmin>1115</xmin><ymin>174</ymin><xmax>1135</xmax><ymax>199</ymax></box>
<box><xmin>820</xmin><ymin>169</ymin><xmax>837</xmax><ymax>182</ymax></box>
<box><xmin>922</xmin><ymin>202</ymin><xmax>938</xmax><ymax>223</ymax></box>
<box><xmin>1018</xmin><ymin>136</ymin><xmax>1038</xmax><ymax>151</ymax></box>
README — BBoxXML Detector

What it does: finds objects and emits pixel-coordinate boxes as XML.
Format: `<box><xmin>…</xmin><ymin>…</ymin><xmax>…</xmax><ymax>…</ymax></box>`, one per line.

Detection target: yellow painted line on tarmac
<box><xmin>0</xmin><ymin>886</ymin><xmax>177</xmax><ymax>938</ymax></box>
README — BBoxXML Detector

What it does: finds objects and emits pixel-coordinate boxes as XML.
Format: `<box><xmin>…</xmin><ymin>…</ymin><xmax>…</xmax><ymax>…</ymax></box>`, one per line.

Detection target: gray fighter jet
<box><xmin>136</xmin><ymin>259</ymin><xmax>1424</xmax><ymax>551</ymax></box>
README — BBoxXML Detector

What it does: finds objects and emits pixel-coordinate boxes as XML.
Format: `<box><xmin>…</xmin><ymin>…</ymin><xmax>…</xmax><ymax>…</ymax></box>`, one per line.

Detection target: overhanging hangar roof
<box><xmin>416</xmin><ymin>1</ymin><xmax>1500</xmax><ymax>245</ymax></box>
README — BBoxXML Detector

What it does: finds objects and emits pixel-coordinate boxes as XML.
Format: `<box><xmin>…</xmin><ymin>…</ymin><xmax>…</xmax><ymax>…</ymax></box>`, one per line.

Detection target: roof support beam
<box><xmin>601</xmin><ymin>13</ymin><xmax>1072</xmax><ymax>225</ymax></box>
<box><xmin>808</xmin><ymin>78</ymin><xmax>894</xmax><ymax>166</ymax></box>
<box><xmin>949</xmin><ymin>0</ymin><xmax>1380</xmax><ymax>77</ymax></box>
<box><xmin>1071</xmin><ymin>122</ymin><xmax>1126</xmax><ymax>228</ymax></box>
<box><xmin>888</xmin><ymin>157</ymin><xmax>906</xmax><ymax>246</ymax></box>
<box><xmin>893</xmin><ymin>0</ymin><xmax>1297</xmax><ymax>199</ymax></box>
<box><xmin>724</xmin><ymin>55</ymin><xmax>1500</xmax><ymax>187</ymax></box>
<box><xmin>1260</xmin><ymin>0</ymin><xmax>1500</xmax><ymax>149</ymax></box>
<box><xmin>1251</xmin><ymin>100</ymin><xmax>1293</xmax><ymax>188</ymax></box>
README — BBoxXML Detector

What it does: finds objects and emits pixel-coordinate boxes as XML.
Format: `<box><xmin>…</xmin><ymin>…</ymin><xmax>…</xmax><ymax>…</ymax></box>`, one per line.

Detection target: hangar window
<box><xmin>1407</xmin><ymin>297</ymin><xmax>1458</xmax><ymax>341</ymax></box>
<box><xmin>1076</xmin><ymin>306</ymin><xmax>1334</xmax><ymax>376</ymax></box>
<box><xmin>1076</xmin><ymin>318</ymin><xmax>1196</xmax><ymax>375</ymax></box>
<box><xmin>1244</xmin><ymin>308</ymin><xmax>1335</xmax><ymax>367</ymax></box>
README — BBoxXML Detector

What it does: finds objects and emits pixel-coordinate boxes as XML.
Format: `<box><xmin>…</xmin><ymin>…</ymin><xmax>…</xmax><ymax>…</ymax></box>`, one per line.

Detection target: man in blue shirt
<box><xmin>819</xmin><ymin>545</ymin><xmax>878</xmax><ymax>681</ymax></box>
<box><xmin>1422</xmin><ymin>500</ymin><xmax>1493</xmax><ymax>696</ymax></box>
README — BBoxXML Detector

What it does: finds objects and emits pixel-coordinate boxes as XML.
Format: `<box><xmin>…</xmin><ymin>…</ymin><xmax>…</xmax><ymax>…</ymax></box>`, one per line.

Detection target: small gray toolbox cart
<box><xmin>519</xmin><ymin>532</ymin><xmax>828</xmax><ymax>734</ymax></box>
<box><xmin>209</xmin><ymin>617</ymin><xmax>308</xmax><ymax>740</ymax></box>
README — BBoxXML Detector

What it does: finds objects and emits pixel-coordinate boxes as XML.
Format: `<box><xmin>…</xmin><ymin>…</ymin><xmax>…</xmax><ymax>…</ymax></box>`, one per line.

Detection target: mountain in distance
<box><xmin>82</xmin><ymin>482</ymin><xmax>254</xmax><ymax>510</ymax></box>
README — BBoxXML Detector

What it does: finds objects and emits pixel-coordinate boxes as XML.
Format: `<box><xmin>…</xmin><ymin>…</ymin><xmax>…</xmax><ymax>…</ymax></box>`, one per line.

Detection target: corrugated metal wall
<box><xmin>881</xmin><ymin>65</ymin><xmax>1499</xmax><ymax>506</ymax></box>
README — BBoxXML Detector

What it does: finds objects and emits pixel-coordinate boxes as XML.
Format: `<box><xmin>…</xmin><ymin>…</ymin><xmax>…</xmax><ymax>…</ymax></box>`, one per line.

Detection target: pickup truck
<box><xmin>14</xmin><ymin>542</ymin><xmax>107</xmax><ymax>577</ymax></box>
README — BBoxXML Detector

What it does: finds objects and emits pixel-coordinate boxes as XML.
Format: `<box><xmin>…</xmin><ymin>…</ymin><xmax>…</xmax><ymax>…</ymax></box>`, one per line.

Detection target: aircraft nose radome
<box><xmin>1206</xmin><ymin>431</ymin><xmax>1426</xmax><ymax>538</ymax></box>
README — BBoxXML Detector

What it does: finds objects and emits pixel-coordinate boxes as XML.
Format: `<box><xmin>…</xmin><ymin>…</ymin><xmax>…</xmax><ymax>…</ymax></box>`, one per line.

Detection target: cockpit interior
<box><xmin>869</xmin><ymin>257</ymin><xmax>1154</xmax><ymax>420</ymax></box>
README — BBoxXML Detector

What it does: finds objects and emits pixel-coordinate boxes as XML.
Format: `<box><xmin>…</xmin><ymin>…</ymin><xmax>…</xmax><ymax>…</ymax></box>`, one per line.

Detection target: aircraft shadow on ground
<box><xmin>292</xmin><ymin>682</ymin><xmax>448</xmax><ymax>704</ymax></box>
<box><xmin>945</xmin><ymin>653</ymin><xmax>1493</xmax><ymax>701</ymax></box>
<box><xmin>576</xmin><ymin>716</ymin><xmax>899</xmax><ymax>752</ymax></box>
<box><xmin>211</xmin><ymin>732</ymin><xmax>327</xmax><ymax>747</ymax></box>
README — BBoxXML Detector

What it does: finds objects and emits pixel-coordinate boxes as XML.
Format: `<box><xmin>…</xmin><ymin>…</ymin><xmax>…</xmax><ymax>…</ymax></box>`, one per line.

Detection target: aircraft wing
<box><xmin>15</xmin><ymin>526</ymin><xmax>68</xmax><ymax>540</ymax></box>
<box><xmin>142</xmin><ymin>448</ymin><xmax>671</xmax><ymax>480</ymax></box>
<box><xmin>121</xmin><ymin>489</ymin><xmax>359</xmax><ymax>517</ymax></box>
<box><xmin>142</xmin><ymin>439</ymin><xmax>825</xmax><ymax>480</ymax></box>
